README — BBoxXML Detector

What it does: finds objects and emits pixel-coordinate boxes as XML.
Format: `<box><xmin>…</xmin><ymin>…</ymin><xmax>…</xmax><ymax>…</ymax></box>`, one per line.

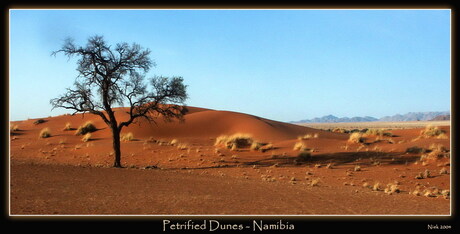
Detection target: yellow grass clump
<box><xmin>214</xmin><ymin>133</ymin><xmax>254</xmax><ymax>149</ymax></box>
<box><xmin>250</xmin><ymin>142</ymin><xmax>264</xmax><ymax>151</ymax></box>
<box><xmin>293</xmin><ymin>142</ymin><xmax>309</xmax><ymax>151</ymax></box>
<box><xmin>419</xmin><ymin>144</ymin><xmax>449</xmax><ymax>162</ymax></box>
<box><xmin>384</xmin><ymin>183</ymin><xmax>400</xmax><ymax>195</ymax></box>
<box><xmin>372</xmin><ymin>182</ymin><xmax>382</xmax><ymax>191</ymax></box>
<box><xmin>39</xmin><ymin>128</ymin><xmax>51</xmax><ymax>138</ymax></box>
<box><xmin>332</xmin><ymin>128</ymin><xmax>349</xmax><ymax>133</ymax></box>
<box><xmin>364</xmin><ymin>128</ymin><xmax>392</xmax><ymax>137</ymax></box>
<box><xmin>348</xmin><ymin>132</ymin><xmax>364</xmax><ymax>143</ymax></box>
<box><xmin>121</xmin><ymin>132</ymin><xmax>134</xmax><ymax>142</ymax></box>
<box><xmin>439</xmin><ymin>167</ymin><xmax>449</xmax><ymax>175</ymax></box>
<box><xmin>75</xmin><ymin>121</ymin><xmax>97</xmax><ymax>135</ymax></box>
<box><xmin>310</xmin><ymin>178</ymin><xmax>320</xmax><ymax>187</ymax></box>
<box><xmin>354</xmin><ymin>165</ymin><xmax>361</xmax><ymax>172</ymax></box>
<box><xmin>81</xmin><ymin>133</ymin><xmax>92</xmax><ymax>142</ymax></box>
<box><xmin>177</xmin><ymin>143</ymin><xmax>188</xmax><ymax>150</ymax></box>
<box><xmin>260</xmin><ymin>143</ymin><xmax>274</xmax><ymax>152</ymax></box>
<box><xmin>420</xmin><ymin>125</ymin><xmax>446</xmax><ymax>138</ymax></box>
<box><xmin>297</xmin><ymin>133</ymin><xmax>319</xmax><ymax>140</ymax></box>
<box><xmin>10</xmin><ymin>125</ymin><xmax>20</xmax><ymax>132</ymax></box>
<box><xmin>63</xmin><ymin>122</ymin><xmax>72</xmax><ymax>131</ymax></box>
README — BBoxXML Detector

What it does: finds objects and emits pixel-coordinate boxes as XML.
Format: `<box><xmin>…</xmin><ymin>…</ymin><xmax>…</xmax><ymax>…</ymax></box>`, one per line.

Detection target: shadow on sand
<box><xmin>164</xmin><ymin>151</ymin><xmax>420</xmax><ymax>171</ymax></box>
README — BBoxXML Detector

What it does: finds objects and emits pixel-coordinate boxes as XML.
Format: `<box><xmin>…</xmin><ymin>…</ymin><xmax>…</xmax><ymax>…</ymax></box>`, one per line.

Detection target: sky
<box><xmin>9</xmin><ymin>9</ymin><xmax>451</xmax><ymax>122</ymax></box>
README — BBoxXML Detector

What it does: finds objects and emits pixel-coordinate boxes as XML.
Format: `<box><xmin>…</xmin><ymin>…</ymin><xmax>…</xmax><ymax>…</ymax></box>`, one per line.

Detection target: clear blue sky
<box><xmin>9</xmin><ymin>9</ymin><xmax>451</xmax><ymax>122</ymax></box>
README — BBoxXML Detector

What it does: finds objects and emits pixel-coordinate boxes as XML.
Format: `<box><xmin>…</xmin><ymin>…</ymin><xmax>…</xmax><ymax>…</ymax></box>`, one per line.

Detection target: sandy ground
<box><xmin>10</xmin><ymin>161</ymin><xmax>450</xmax><ymax>215</ymax></box>
<box><xmin>9</xmin><ymin>107</ymin><xmax>451</xmax><ymax>215</ymax></box>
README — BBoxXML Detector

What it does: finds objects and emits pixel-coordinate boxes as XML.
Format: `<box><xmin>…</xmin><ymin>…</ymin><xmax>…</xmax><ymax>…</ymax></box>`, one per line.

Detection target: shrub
<box><xmin>214</xmin><ymin>133</ymin><xmax>253</xmax><ymax>149</ymax></box>
<box><xmin>420</xmin><ymin>125</ymin><xmax>445</xmax><ymax>138</ymax></box>
<box><xmin>121</xmin><ymin>132</ymin><xmax>134</xmax><ymax>142</ymax></box>
<box><xmin>39</xmin><ymin>128</ymin><xmax>51</xmax><ymax>138</ymax></box>
<box><xmin>426</xmin><ymin>144</ymin><xmax>449</xmax><ymax>159</ymax></box>
<box><xmin>75</xmin><ymin>121</ymin><xmax>97</xmax><ymax>135</ymax></box>
<box><xmin>348</xmin><ymin>132</ymin><xmax>364</xmax><ymax>143</ymax></box>
<box><xmin>82</xmin><ymin>133</ymin><xmax>92</xmax><ymax>142</ymax></box>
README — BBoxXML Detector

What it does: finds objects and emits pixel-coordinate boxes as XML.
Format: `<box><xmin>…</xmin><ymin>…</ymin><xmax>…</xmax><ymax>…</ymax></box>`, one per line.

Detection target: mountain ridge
<box><xmin>291</xmin><ymin>111</ymin><xmax>450</xmax><ymax>123</ymax></box>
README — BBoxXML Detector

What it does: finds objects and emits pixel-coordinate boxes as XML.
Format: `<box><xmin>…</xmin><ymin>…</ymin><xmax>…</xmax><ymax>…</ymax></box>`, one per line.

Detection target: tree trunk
<box><xmin>111</xmin><ymin>125</ymin><xmax>122</xmax><ymax>168</ymax></box>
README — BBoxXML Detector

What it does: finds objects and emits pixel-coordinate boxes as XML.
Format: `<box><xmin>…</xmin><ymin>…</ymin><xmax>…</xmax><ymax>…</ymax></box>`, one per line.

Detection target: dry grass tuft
<box><xmin>415</xmin><ymin>169</ymin><xmax>432</xmax><ymax>179</ymax></box>
<box><xmin>420</xmin><ymin>144</ymin><xmax>449</xmax><ymax>162</ymax></box>
<box><xmin>436</xmin><ymin>133</ymin><xmax>449</xmax><ymax>139</ymax></box>
<box><xmin>310</xmin><ymin>178</ymin><xmax>320</xmax><ymax>187</ymax></box>
<box><xmin>121</xmin><ymin>132</ymin><xmax>134</xmax><ymax>142</ymax></box>
<box><xmin>11</xmin><ymin>125</ymin><xmax>20</xmax><ymax>132</ymax></box>
<box><xmin>260</xmin><ymin>143</ymin><xmax>274</xmax><ymax>152</ymax></box>
<box><xmin>384</xmin><ymin>183</ymin><xmax>400</xmax><ymax>195</ymax></box>
<box><xmin>420</xmin><ymin>125</ymin><xmax>446</xmax><ymax>138</ymax></box>
<box><xmin>81</xmin><ymin>133</ymin><xmax>92</xmax><ymax>142</ymax></box>
<box><xmin>75</xmin><ymin>121</ymin><xmax>97</xmax><ymax>135</ymax></box>
<box><xmin>439</xmin><ymin>167</ymin><xmax>449</xmax><ymax>175</ymax></box>
<box><xmin>348</xmin><ymin>132</ymin><xmax>364</xmax><ymax>143</ymax></box>
<box><xmin>364</xmin><ymin>128</ymin><xmax>392</xmax><ymax>137</ymax></box>
<box><xmin>250</xmin><ymin>142</ymin><xmax>264</xmax><ymax>151</ymax></box>
<box><xmin>177</xmin><ymin>143</ymin><xmax>188</xmax><ymax>150</ymax></box>
<box><xmin>293</xmin><ymin>142</ymin><xmax>309</xmax><ymax>151</ymax></box>
<box><xmin>39</xmin><ymin>128</ymin><xmax>51</xmax><ymax>138</ymax></box>
<box><xmin>170</xmin><ymin>139</ymin><xmax>178</xmax><ymax>146</ymax></box>
<box><xmin>406</xmin><ymin>146</ymin><xmax>425</xmax><ymax>154</ymax></box>
<box><xmin>354</xmin><ymin>165</ymin><xmax>361</xmax><ymax>172</ymax></box>
<box><xmin>297</xmin><ymin>133</ymin><xmax>319</xmax><ymax>140</ymax></box>
<box><xmin>372</xmin><ymin>182</ymin><xmax>382</xmax><ymax>191</ymax></box>
<box><xmin>63</xmin><ymin>122</ymin><xmax>72</xmax><ymax>131</ymax></box>
<box><xmin>215</xmin><ymin>133</ymin><xmax>254</xmax><ymax>149</ymax></box>
<box><xmin>332</xmin><ymin>128</ymin><xmax>349</xmax><ymax>133</ymax></box>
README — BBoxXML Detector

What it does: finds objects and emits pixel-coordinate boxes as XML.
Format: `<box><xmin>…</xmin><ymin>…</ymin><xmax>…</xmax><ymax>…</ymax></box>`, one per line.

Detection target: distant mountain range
<box><xmin>291</xmin><ymin>111</ymin><xmax>450</xmax><ymax>123</ymax></box>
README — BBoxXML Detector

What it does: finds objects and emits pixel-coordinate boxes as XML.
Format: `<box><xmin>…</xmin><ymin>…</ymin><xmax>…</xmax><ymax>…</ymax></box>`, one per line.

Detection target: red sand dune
<box><xmin>123</xmin><ymin>108</ymin><xmax>348</xmax><ymax>141</ymax></box>
<box><xmin>14</xmin><ymin>106</ymin><xmax>348</xmax><ymax>142</ymax></box>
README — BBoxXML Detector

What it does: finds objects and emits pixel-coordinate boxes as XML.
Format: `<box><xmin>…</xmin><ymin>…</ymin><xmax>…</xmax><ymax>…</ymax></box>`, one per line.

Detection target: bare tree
<box><xmin>51</xmin><ymin>35</ymin><xmax>188</xmax><ymax>168</ymax></box>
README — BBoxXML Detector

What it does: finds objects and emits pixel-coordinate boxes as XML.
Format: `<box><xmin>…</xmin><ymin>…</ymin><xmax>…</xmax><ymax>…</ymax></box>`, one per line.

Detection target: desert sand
<box><xmin>9</xmin><ymin>107</ymin><xmax>451</xmax><ymax>215</ymax></box>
